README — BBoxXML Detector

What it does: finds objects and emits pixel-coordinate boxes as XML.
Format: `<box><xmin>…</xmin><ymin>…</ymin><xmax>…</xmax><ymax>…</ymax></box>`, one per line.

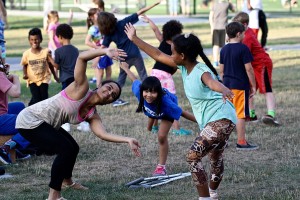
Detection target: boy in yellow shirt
<box><xmin>21</xmin><ymin>27</ymin><xmax>59</xmax><ymax>106</ymax></box>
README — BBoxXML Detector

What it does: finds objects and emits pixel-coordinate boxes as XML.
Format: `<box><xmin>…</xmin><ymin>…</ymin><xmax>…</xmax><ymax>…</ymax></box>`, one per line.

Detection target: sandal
<box><xmin>62</xmin><ymin>182</ymin><xmax>89</xmax><ymax>190</ymax></box>
<box><xmin>46</xmin><ymin>197</ymin><xmax>67</xmax><ymax>200</ymax></box>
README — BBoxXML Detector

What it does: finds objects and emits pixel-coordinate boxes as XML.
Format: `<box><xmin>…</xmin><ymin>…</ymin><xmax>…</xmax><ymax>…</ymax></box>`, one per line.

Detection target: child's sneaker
<box><xmin>172</xmin><ymin>128</ymin><xmax>192</xmax><ymax>135</ymax></box>
<box><xmin>112</xmin><ymin>99</ymin><xmax>129</xmax><ymax>107</ymax></box>
<box><xmin>246</xmin><ymin>115</ymin><xmax>259</xmax><ymax>122</ymax></box>
<box><xmin>152</xmin><ymin>165</ymin><xmax>167</xmax><ymax>176</ymax></box>
<box><xmin>0</xmin><ymin>149</ymin><xmax>12</xmax><ymax>165</ymax></box>
<box><xmin>77</xmin><ymin>121</ymin><xmax>90</xmax><ymax>132</ymax></box>
<box><xmin>262</xmin><ymin>115</ymin><xmax>280</xmax><ymax>126</ymax></box>
<box><xmin>209</xmin><ymin>189</ymin><xmax>219</xmax><ymax>200</ymax></box>
<box><xmin>89</xmin><ymin>77</ymin><xmax>97</xmax><ymax>83</ymax></box>
<box><xmin>61</xmin><ymin>123</ymin><xmax>71</xmax><ymax>132</ymax></box>
<box><xmin>16</xmin><ymin>149</ymin><xmax>31</xmax><ymax>161</ymax></box>
<box><xmin>151</xmin><ymin>126</ymin><xmax>159</xmax><ymax>134</ymax></box>
<box><xmin>236</xmin><ymin>142</ymin><xmax>259</xmax><ymax>150</ymax></box>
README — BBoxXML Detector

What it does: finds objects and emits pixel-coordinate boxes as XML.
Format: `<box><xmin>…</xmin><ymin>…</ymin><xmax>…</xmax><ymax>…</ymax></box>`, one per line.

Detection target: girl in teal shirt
<box><xmin>125</xmin><ymin>23</ymin><xmax>237</xmax><ymax>200</ymax></box>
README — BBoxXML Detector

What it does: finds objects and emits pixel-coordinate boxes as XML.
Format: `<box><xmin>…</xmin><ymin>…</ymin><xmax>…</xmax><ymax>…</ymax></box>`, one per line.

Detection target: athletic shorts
<box><xmin>97</xmin><ymin>55</ymin><xmax>113</xmax><ymax>69</ymax></box>
<box><xmin>212</xmin><ymin>30</ymin><xmax>226</xmax><ymax>47</ymax></box>
<box><xmin>253</xmin><ymin>64</ymin><xmax>273</xmax><ymax>94</ymax></box>
<box><xmin>230</xmin><ymin>89</ymin><xmax>249</xmax><ymax>119</ymax></box>
<box><xmin>151</xmin><ymin>69</ymin><xmax>176</xmax><ymax>94</ymax></box>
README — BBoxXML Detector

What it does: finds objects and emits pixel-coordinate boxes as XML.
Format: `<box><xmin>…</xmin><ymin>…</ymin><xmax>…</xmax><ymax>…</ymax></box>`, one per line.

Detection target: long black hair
<box><xmin>172</xmin><ymin>33</ymin><xmax>219</xmax><ymax>79</ymax></box>
<box><xmin>136</xmin><ymin>76</ymin><xmax>165</xmax><ymax>115</ymax></box>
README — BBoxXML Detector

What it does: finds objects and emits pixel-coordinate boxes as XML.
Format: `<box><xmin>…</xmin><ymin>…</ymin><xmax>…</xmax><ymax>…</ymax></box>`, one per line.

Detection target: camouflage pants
<box><xmin>186</xmin><ymin>118</ymin><xmax>235</xmax><ymax>186</ymax></box>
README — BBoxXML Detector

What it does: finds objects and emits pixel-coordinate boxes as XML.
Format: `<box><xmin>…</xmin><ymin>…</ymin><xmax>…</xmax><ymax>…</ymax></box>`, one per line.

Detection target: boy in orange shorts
<box><xmin>233</xmin><ymin>12</ymin><xmax>280</xmax><ymax>126</ymax></box>
<box><xmin>219</xmin><ymin>21</ymin><xmax>258</xmax><ymax>150</ymax></box>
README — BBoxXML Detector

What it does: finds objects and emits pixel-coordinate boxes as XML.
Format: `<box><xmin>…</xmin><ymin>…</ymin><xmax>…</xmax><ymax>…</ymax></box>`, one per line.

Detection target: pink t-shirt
<box><xmin>47</xmin><ymin>22</ymin><xmax>61</xmax><ymax>50</ymax></box>
<box><xmin>0</xmin><ymin>72</ymin><xmax>13</xmax><ymax>115</ymax></box>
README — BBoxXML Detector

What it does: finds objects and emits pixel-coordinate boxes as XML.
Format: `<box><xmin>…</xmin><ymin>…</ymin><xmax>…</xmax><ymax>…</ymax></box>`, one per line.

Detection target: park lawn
<box><xmin>1</xmin><ymin>47</ymin><xmax>300</xmax><ymax>199</ymax></box>
<box><xmin>1</xmin><ymin>10</ymin><xmax>300</xmax><ymax>200</ymax></box>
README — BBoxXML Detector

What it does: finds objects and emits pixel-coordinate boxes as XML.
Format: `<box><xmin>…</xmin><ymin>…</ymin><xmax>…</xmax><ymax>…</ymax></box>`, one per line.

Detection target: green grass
<box><xmin>1</xmin><ymin>11</ymin><xmax>300</xmax><ymax>200</ymax></box>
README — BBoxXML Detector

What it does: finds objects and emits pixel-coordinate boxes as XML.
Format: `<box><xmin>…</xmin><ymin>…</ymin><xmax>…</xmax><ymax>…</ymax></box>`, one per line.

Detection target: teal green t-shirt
<box><xmin>178</xmin><ymin>63</ymin><xmax>237</xmax><ymax>129</ymax></box>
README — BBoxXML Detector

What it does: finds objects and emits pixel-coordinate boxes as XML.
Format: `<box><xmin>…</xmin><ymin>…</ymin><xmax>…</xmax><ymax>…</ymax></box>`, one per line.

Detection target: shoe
<box><xmin>112</xmin><ymin>99</ymin><xmax>129</xmax><ymax>107</ymax></box>
<box><xmin>16</xmin><ymin>149</ymin><xmax>31</xmax><ymax>161</ymax></box>
<box><xmin>151</xmin><ymin>126</ymin><xmax>159</xmax><ymax>134</ymax></box>
<box><xmin>246</xmin><ymin>115</ymin><xmax>259</xmax><ymax>122</ymax></box>
<box><xmin>0</xmin><ymin>149</ymin><xmax>12</xmax><ymax>165</ymax></box>
<box><xmin>236</xmin><ymin>142</ymin><xmax>259</xmax><ymax>150</ymax></box>
<box><xmin>209</xmin><ymin>189</ymin><xmax>219</xmax><ymax>200</ymax></box>
<box><xmin>77</xmin><ymin>121</ymin><xmax>90</xmax><ymax>132</ymax></box>
<box><xmin>61</xmin><ymin>123</ymin><xmax>71</xmax><ymax>132</ymax></box>
<box><xmin>262</xmin><ymin>115</ymin><xmax>280</xmax><ymax>126</ymax></box>
<box><xmin>152</xmin><ymin>165</ymin><xmax>167</xmax><ymax>176</ymax></box>
<box><xmin>89</xmin><ymin>77</ymin><xmax>97</xmax><ymax>83</ymax></box>
<box><xmin>172</xmin><ymin>128</ymin><xmax>192</xmax><ymax>135</ymax></box>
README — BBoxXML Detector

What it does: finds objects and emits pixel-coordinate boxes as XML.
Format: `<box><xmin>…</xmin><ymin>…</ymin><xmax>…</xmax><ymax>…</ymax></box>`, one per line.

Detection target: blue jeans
<box><xmin>0</xmin><ymin>102</ymin><xmax>30</xmax><ymax>148</ymax></box>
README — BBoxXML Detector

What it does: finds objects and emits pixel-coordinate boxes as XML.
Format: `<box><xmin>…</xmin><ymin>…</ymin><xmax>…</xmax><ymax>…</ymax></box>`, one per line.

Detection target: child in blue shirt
<box><xmin>119</xmin><ymin>62</ymin><xmax>196</xmax><ymax>176</ymax></box>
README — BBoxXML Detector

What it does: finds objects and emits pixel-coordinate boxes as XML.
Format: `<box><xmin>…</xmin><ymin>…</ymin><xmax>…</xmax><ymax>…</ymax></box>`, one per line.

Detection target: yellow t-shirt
<box><xmin>20</xmin><ymin>48</ymin><xmax>51</xmax><ymax>86</ymax></box>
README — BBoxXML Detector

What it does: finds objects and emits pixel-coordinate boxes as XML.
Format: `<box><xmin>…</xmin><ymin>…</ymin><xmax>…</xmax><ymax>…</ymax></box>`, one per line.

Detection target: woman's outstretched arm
<box><xmin>119</xmin><ymin>62</ymin><xmax>138</xmax><ymax>82</ymax></box>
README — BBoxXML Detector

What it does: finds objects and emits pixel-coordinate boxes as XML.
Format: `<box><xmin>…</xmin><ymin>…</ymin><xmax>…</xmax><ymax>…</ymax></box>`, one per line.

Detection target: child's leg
<box><xmin>96</xmin><ymin>68</ymin><xmax>104</xmax><ymax>87</ymax></box>
<box><xmin>105</xmin><ymin>65</ymin><xmax>112</xmax><ymax>81</ymax></box>
<box><xmin>39</xmin><ymin>83</ymin><xmax>49</xmax><ymax>102</ymax></box>
<box><xmin>236</xmin><ymin>118</ymin><xmax>246</xmax><ymax>144</ymax></box>
<box><xmin>147</xmin><ymin>118</ymin><xmax>155</xmax><ymax>131</ymax></box>
<box><xmin>157</xmin><ymin>120</ymin><xmax>173</xmax><ymax>165</ymax></box>
<box><xmin>29</xmin><ymin>83</ymin><xmax>41</xmax><ymax>106</ymax></box>
<box><xmin>186</xmin><ymin>119</ymin><xmax>234</xmax><ymax>198</ymax></box>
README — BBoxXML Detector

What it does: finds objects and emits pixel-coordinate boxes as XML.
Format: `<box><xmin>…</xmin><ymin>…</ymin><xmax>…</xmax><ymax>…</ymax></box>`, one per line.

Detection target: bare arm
<box><xmin>219</xmin><ymin>63</ymin><xmax>224</xmax><ymax>80</ymax></box>
<box><xmin>22</xmin><ymin>65</ymin><xmax>28</xmax><ymax>80</ymax></box>
<box><xmin>6</xmin><ymin>74</ymin><xmax>21</xmax><ymax>97</ymax></box>
<box><xmin>89</xmin><ymin>114</ymin><xmax>141</xmax><ymax>157</ymax></box>
<box><xmin>119</xmin><ymin>62</ymin><xmax>138</xmax><ymax>82</ymax></box>
<box><xmin>47</xmin><ymin>53</ymin><xmax>59</xmax><ymax>70</ymax></box>
<box><xmin>142</xmin><ymin>15</ymin><xmax>163</xmax><ymax>42</ymax></box>
<box><xmin>85</xmin><ymin>34</ymin><xmax>98</xmax><ymax>49</ymax></box>
<box><xmin>48</xmin><ymin>30</ymin><xmax>58</xmax><ymax>50</ymax></box>
<box><xmin>47</xmin><ymin>54</ymin><xmax>59</xmax><ymax>82</ymax></box>
<box><xmin>201</xmin><ymin>72</ymin><xmax>234</xmax><ymax>103</ymax></box>
<box><xmin>245</xmin><ymin>62</ymin><xmax>256</xmax><ymax>98</ymax></box>
<box><xmin>209</xmin><ymin>10</ymin><xmax>214</xmax><ymax>33</ymax></box>
<box><xmin>136</xmin><ymin>1</ymin><xmax>161</xmax><ymax>16</ymax></box>
<box><xmin>124</xmin><ymin>23</ymin><xmax>177</xmax><ymax>68</ymax></box>
<box><xmin>181</xmin><ymin>110</ymin><xmax>197</xmax><ymax>123</ymax></box>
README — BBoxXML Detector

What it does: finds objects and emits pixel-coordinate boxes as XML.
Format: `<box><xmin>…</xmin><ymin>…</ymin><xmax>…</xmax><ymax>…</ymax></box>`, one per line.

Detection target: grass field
<box><xmin>1</xmin><ymin>11</ymin><xmax>300</xmax><ymax>200</ymax></box>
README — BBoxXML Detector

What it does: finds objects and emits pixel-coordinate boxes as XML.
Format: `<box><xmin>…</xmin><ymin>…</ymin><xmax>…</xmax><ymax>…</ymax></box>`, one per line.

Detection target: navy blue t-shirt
<box><xmin>102</xmin><ymin>13</ymin><xmax>141</xmax><ymax>60</ymax></box>
<box><xmin>132</xmin><ymin>80</ymin><xmax>182</xmax><ymax>120</ymax></box>
<box><xmin>220</xmin><ymin>43</ymin><xmax>253</xmax><ymax>90</ymax></box>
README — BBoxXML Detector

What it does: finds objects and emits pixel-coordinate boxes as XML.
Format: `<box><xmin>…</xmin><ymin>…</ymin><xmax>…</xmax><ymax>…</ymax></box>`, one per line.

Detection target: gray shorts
<box><xmin>212</xmin><ymin>29</ymin><xmax>226</xmax><ymax>47</ymax></box>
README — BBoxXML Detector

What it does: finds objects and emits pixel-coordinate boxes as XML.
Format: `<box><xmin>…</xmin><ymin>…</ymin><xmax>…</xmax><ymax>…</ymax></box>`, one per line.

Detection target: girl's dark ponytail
<box><xmin>198</xmin><ymin>50</ymin><xmax>220</xmax><ymax>80</ymax></box>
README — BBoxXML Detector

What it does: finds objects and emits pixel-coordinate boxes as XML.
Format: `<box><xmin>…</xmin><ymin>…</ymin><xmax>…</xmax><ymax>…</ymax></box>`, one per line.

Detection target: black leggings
<box><xmin>28</xmin><ymin>83</ymin><xmax>49</xmax><ymax>106</ymax></box>
<box><xmin>18</xmin><ymin>122</ymin><xmax>79</xmax><ymax>191</ymax></box>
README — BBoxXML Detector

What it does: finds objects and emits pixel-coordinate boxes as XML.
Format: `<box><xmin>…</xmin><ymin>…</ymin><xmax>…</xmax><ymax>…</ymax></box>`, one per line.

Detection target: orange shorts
<box><xmin>230</xmin><ymin>89</ymin><xmax>249</xmax><ymax>119</ymax></box>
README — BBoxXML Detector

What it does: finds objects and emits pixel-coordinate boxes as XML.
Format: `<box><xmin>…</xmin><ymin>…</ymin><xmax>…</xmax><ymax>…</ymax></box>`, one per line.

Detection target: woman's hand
<box><xmin>128</xmin><ymin>138</ymin><xmax>141</xmax><ymax>157</ymax></box>
<box><xmin>124</xmin><ymin>23</ymin><xmax>137</xmax><ymax>41</ymax></box>
<box><xmin>106</xmin><ymin>48</ymin><xmax>127</xmax><ymax>61</ymax></box>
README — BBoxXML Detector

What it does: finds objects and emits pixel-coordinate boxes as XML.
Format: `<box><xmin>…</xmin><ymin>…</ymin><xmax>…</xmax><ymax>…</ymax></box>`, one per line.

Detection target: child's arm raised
<box><xmin>141</xmin><ymin>15</ymin><xmax>163</xmax><ymax>42</ymax></box>
<box><xmin>119</xmin><ymin>62</ymin><xmax>138</xmax><ymax>82</ymax></box>
<box><xmin>136</xmin><ymin>1</ymin><xmax>161</xmax><ymax>16</ymax></box>
<box><xmin>124</xmin><ymin>23</ymin><xmax>177</xmax><ymax>68</ymax></box>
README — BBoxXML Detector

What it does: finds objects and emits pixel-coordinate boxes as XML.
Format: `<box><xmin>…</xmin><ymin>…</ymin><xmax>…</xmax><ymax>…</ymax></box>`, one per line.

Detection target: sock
<box><xmin>238</xmin><ymin>139</ymin><xmax>247</xmax><ymax>145</ymax></box>
<box><xmin>157</xmin><ymin>164</ymin><xmax>166</xmax><ymax>168</ymax></box>
<box><xmin>250</xmin><ymin>109</ymin><xmax>256</xmax><ymax>118</ymax></box>
<box><xmin>199</xmin><ymin>197</ymin><xmax>211</xmax><ymax>200</ymax></box>
<box><xmin>4</xmin><ymin>139</ymin><xmax>17</xmax><ymax>150</ymax></box>
<box><xmin>209</xmin><ymin>188</ymin><xmax>216</xmax><ymax>193</ymax></box>
<box><xmin>267</xmin><ymin>110</ymin><xmax>275</xmax><ymax>118</ymax></box>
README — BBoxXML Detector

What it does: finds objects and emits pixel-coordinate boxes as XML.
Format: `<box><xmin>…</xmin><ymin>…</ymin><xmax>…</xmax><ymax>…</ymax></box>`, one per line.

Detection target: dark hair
<box><xmin>172</xmin><ymin>33</ymin><xmax>219</xmax><ymax>78</ymax></box>
<box><xmin>56</xmin><ymin>23</ymin><xmax>73</xmax><ymax>39</ymax></box>
<box><xmin>162</xmin><ymin>20</ymin><xmax>183</xmax><ymax>41</ymax></box>
<box><xmin>101</xmin><ymin>80</ymin><xmax>122</xmax><ymax>101</ymax></box>
<box><xmin>97</xmin><ymin>12</ymin><xmax>117</xmax><ymax>35</ymax></box>
<box><xmin>87</xmin><ymin>8</ymin><xmax>98</xmax><ymax>30</ymax></box>
<box><xmin>28</xmin><ymin>28</ymin><xmax>43</xmax><ymax>41</ymax></box>
<box><xmin>232</xmin><ymin>12</ymin><xmax>249</xmax><ymax>25</ymax></box>
<box><xmin>136</xmin><ymin>76</ymin><xmax>165</xmax><ymax>115</ymax></box>
<box><xmin>225</xmin><ymin>21</ymin><xmax>245</xmax><ymax>39</ymax></box>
